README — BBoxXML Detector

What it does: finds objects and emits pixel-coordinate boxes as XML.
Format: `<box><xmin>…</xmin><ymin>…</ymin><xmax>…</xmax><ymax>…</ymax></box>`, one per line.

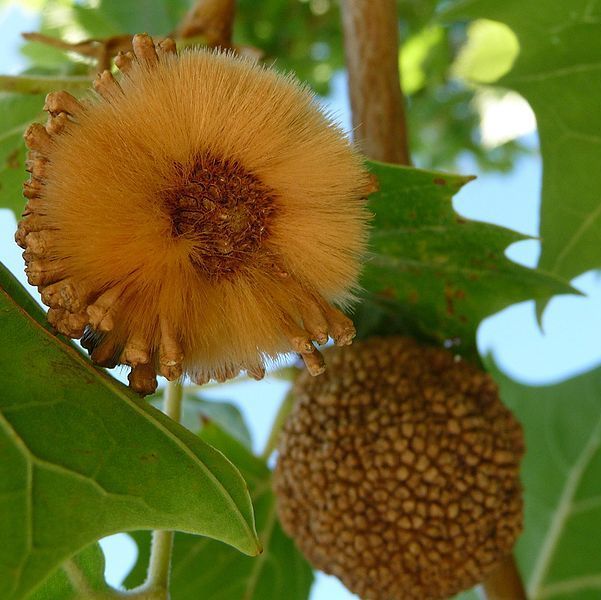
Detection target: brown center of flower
<box><xmin>163</xmin><ymin>154</ymin><xmax>276</xmax><ymax>279</ymax></box>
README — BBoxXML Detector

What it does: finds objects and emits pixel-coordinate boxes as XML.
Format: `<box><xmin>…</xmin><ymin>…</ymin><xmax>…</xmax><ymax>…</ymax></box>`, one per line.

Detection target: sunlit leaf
<box><xmin>451</xmin><ymin>19</ymin><xmax>519</xmax><ymax>84</ymax></box>
<box><xmin>442</xmin><ymin>0</ymin><xmax>601</xmax><ymax>291</ymax></box>
<box><xmin>400</xmin><ymin>25</ymin><xmax>445</xmax><ymax>94</ymax></box>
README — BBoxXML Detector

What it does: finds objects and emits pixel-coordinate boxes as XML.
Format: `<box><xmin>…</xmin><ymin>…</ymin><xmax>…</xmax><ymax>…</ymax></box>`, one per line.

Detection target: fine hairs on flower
<box><xmin>17</xmin><ymin>34</ymin><xmax>372</xmax><ymax>394</ymax></box>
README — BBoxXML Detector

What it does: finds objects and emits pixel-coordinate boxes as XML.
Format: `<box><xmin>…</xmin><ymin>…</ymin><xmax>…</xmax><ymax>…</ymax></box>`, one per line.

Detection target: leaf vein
<box><xmin>528</xmin><ymin>415</ymin><xmax>601</xmax><ymax>596</ymax></box>
<box><xmin>539</xmin><ymin>574</ymin><xmax>601</xmax><ymax>598</ymax></box>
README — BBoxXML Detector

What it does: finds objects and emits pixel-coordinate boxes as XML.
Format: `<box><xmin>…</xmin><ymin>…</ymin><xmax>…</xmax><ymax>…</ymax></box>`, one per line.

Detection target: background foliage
<box><xmin>0</xmin><ymin>0</ymin><xmax>599</xmax><ymax>599</ymax></box>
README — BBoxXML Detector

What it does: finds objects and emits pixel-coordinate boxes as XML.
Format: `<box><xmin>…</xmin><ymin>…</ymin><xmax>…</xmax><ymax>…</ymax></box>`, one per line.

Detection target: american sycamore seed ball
<box><xmin>274</xmin><ymin>337</ymin><xmax>524</xmax><ymax>600</ymax></box>
<box><xmin>16</xmin><ymin>34</ymin><xmax>371</xmax><ymax>394</ymax></box>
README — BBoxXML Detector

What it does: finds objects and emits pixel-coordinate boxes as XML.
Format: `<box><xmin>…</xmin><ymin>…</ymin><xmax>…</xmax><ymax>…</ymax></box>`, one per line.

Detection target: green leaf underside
<box><xmin>358</xmin><ymin>161</ymin><xmax>574</xmax><ymax>359</ymax></box>
<box><xmin>489</xmin><ymin>360</ymin><xmax>601</xmax><ymax>600</ymax></box>
<box><xmin>186</xmin><ymin>396</ymin><xmax>253</xmax><ymax>450</ymax></box>
<box><xmin>0</xmin><ymin>94</ymin><xmax>45</xmax><ymax>218</ymax></box>
<box><xmin>0</xmin><ymin>262</ymin><xmax>259</xmax><ymax>600</ymax></box>
<box><xmin>124</xmin><ymin>422</ymin><xmax>314</xmax><ymax>600</ymax></box>
<box><xmin>441</xmin><ymin>0</ymin><xmax>601</xmax><ymax>286</ymax></box>
<box><xmin>28</xmin><ymin>543</ymin><xmax>108</xmax><ymax>600</ymax></box>
<box><xmin>150</xmin><ymin>389</ymin><xmax>253</xmax><ymax>450</ymax></box>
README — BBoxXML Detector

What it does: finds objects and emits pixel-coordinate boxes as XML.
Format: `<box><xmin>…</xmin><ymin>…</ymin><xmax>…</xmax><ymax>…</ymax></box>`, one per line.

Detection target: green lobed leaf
<box><xmin>441</xmin><ymin>0</ymin><xmax>601</xmax><ymax>288</ymax></box>
<box><xmin>451</xmin><ymin>19</ymin><xmax>519</xmax><ymax>84</ymax></box>
<box><xmin>0</xmin><ymin>93</ymin><xmax>44</xmax><ymax>218</ymax></box>
<box><xmin>124</xmin><ymin>422</ymin><xmax>314</xmax><ymax>600</ymax></box>
<box><xmin>28</xmin><ymin>543</ymin><xmax>109</xmax><ymax>600</ymax></box>
<box><xmin>0</xmin><ymin>261</ymin><xmax>260</xmax><ymax>600</ymax></box>
<box><xmin>488</xmin><ymin>359</ymin><xmax>601</xmax><ymax>600</ymax></box>
<box><xmin>357</xmin><ymin>161</ymin><xmax>575</xmax><ymax>359</ymax></box>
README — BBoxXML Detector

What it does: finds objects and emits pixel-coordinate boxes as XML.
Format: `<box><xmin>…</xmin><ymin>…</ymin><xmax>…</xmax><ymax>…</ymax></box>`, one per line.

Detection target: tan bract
<box><xmin>274</xmin><ymin>337</ymin><xmax>524</xmax><ymax>600</ymax></box>
<box><xmin>16</xmin><ymin>34</ymin><xmax>370</xmax><ymax>394</ymax></box>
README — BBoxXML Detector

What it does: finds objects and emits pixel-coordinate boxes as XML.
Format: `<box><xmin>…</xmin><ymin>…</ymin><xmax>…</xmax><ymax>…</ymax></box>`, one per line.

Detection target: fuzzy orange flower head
<box><xmin>16</xmin><ymin>34</ymin><xmax>371</xmax><ymax>395</ymax></box>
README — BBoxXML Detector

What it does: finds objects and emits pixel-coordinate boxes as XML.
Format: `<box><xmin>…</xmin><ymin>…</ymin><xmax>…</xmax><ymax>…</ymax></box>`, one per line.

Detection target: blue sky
<box><xmin>1</xmin><ymin>3</ymin><xmax>600</xmax><ymax>598</ymax></box>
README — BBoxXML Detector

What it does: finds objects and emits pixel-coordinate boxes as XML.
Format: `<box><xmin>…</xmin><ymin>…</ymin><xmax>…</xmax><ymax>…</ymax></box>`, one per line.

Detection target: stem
<box><xmin>482</xmin><ymin>554</ymin><xmax>527</xmax><ymax>600</ymax></box>
<box><xmin>339</xmin><ymin>0</ymin><xmax>411</xmax><ymax>164</ymax></box>
<box><xmin>261</xmin><ymin>390</ymin><xmax>296</xmax><ymax>460</ymax></box>
<box><xmin>0</xmin><ymin>74</ymin><xmax>91</xmax><ymax>95</ymax></box>
<box><xmin>142</xmin><ymin>381</ymin><xmax>184</xmax><ymax>597</ymax></box>
<box><xmin>145</xmin><ymin>530</ymin><xmax>175</xmax><ymax>595</ymax></box>
<box><xmin>163</xmin><ymin>379</ymin><xmax>184</xmax><ymax>422</ymax></box>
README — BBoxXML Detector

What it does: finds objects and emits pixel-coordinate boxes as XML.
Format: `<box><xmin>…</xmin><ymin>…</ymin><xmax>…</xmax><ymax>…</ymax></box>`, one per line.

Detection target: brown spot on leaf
<box><xmin>6</xmin><ymin>149</ymin><xmax>20</xmax><ymax>169</ymax></box>
<box><xmin>408</xmin><ymin>290</ymin><xmax>419</xmax><ymax>304</ymax></box>
<box><xmin>363</xmin><ymin>173</ymin><xmax>380</xmax><ymax>196</ymax></box>
<box><xmin>444</xmin><ymin>285</ymin><xmax>455</xmax><ymax>316</ymax></box>
<box><xmin>433</xmin><ymin>177</ymin><xmax>447</xmax><ymax>186</ymax></box>
<box><xmin>444</xmin><ymin>286</ymin><xmax>466</xmax><ymax>316</ymax></box>
<box><xmin>140</xmin><ymin>452</ymin><xmax>158</xmax><ymax>462</ymax></box>
<box><xmin>378</xmin><ymin>287</ymin><xmax>397</xmax><ymax>300</ymax></box>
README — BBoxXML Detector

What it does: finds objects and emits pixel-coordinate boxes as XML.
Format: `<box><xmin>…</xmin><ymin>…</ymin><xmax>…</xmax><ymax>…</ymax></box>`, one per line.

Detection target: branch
<box><xmin>18</xmin><ymin>5</ymin><xmax>258</xmax><ymax>79</ymax></box>
<box><xmin>482</xmin><ymin>554</ymin><xmax>527</xmax><ymax>600</ymax></box>
<box><xmin>339</xmin><ymin>0</ymin><xmax>411</xmax><ymax>164</ymax></box>
<box><xmin>175</xmin><ymin>0</ymin><xmax>236</xmax><ymax>48</ymax></box>
<box><xmin>23</xmin><ymin>32</ymin><xmax>133</xmax><ymax>72</ymax></box>
<box><xmin>0</xmin><ymin>74</ymin><xmax>91</xmax><ymax>95</ymax></box>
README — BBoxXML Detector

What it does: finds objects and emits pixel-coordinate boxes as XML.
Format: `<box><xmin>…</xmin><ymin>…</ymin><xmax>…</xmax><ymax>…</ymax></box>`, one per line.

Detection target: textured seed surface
<box><xmin>274</xmin><ymin>337</ymin><xmax>524</xmax><ymax>600</ymax></box>
<box><xmin>161</xmin><ymin>153</ymin><xmax>276</xmax><ymax>280</ymax></box>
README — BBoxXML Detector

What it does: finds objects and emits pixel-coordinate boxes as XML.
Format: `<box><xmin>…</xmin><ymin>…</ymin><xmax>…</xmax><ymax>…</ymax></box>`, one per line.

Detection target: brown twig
<box><xmin>174</xmin><ymin>0</ymin><xmax>236</xmax><ymax>47</ymax></box>
<box><xmin>339</xmin><ymin>0</ymin><xmax>411</xmax><ymax>164</ymax></box>
<box><xmin>23</xmin><ymin>32</ymin><xmax>132</xmax><ymax>72</ymax></box>
<box><xmin>21</xmin><ymin>1</ymin><xmax>260</xmax><ymax>78</ymax></box>
<box><xmin>483</xmin><ymin>554</ymin><xmax>528</xmax><ymax>600</ymax></box>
